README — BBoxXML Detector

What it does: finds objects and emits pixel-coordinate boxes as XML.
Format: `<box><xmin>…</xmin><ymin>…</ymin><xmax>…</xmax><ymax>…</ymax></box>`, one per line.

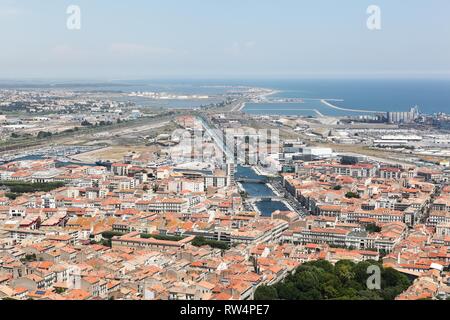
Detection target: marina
<box><xmin>0</xmin><ymin>146</ymin><xmax>101</xmax><ymax>166</ymax></box>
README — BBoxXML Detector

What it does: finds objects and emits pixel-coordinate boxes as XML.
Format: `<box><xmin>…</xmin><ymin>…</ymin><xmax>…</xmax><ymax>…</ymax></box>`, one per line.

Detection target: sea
<box><xmin>242</xmin><ymin>79</ymin><xmax>450</xmax><ymax>117</ymax></box>
<box><xmin>1</xmin><ymin>78</ymin><xmax>449</xmax><ymax>116</ymax></box>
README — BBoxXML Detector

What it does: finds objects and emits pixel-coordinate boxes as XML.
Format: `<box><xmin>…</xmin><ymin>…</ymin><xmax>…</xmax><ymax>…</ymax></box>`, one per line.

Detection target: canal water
<box><xmin>235</xmin><ymin>165</ymin><xmax>289</xmax><ymax>217</ymax></box>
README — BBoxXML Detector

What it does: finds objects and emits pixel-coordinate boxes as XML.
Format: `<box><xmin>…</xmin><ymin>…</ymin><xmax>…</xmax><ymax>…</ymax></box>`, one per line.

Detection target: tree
<box><xmin>140</xmin><ymin>234</ymin><xmax>185</xmax><ymax>242</ymax></box>
<box><xmin>21</xmin><ymin>253</ymin><xmax>37</xmax><ymax>262</ymax></box>
<box><xmin>345</xmin><ymin>192</ymin><xmax>360</xmax><ymax>199</ymax></box>
<box><xmin>276</xmin><ymin>282</ymin><xmax>299</xmax><ymax>300</ymax></box>
<box><xmin>335</xmin><ymin>260</ymin><xmax>355</xmax><ymax>285</ymax></box>
<box><xmin>192</xmin><ymin>236</ymin><xmax>230</xmax><ymax>250</ymax></box>
<box><xmin>357</xmin><ymin>290</ymin><xmax>384</xmax><ymax>300</ymax></box>
<box><xmin>5</xmin><ymin>192</ymin><xmax>18</xmax><ymax>200</ymax></box>
<box><xmin>382</xmin><ymin>267</ymin><xmax>410</xmax><ymax>289</ymax></box>
<box><xmin>310</xmin><ymin>260</ymin><xmax>334</xmax><ymax>273</ymax></box>
<box><xmin>254</xmin><ymin>285</ymin><xmax>278</xmax><ymax>300</ymax></box>
<box><xmin>366</xmin><ymin>223</ymin><xmax>381</xmax><ymax>233</ymax></box>
<box><xmin>37</xmin><ymin>131</ymin><xmax>52</xmax><ymax>139</ymax></box>
<box><xmin>54</xmin><ymin>287</ymin><xmax>67</xmax><ymax>294</ymax></box>
<box><xmin>352</xmin><ymin>261</ymin><xmax>373</xmax><ymax>284</ymax></box>
<box><xmin>239</xmin><ymin>191</ymin><xmax>248</xmax><ymax>199</ymax></box>
<box><xmin>299</xmin><ymin>288</ymin><xmax>322</xmax><ymax>300</ymax></box>
<box><xmin>0</xmin><ymin>181</ymin><xmax>65</xmax><ymax>194</ymax></box>
<box><xmin>254</xmin><ymin>260</ymin><xmax>411</xmax><ymax>301</ymax></box>
<box><xmin>295</xmin><ymin>271</ymin><xmax>320</xmax><ymax>292</ymax></box>
<box><xmin>102</xmin><ymin>231</ymin><xmax>125</xmax><ymax>239</ymax></box>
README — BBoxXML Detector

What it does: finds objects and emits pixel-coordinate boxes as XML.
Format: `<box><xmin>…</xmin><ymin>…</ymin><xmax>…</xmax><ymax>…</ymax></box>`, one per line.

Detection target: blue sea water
<box><xmin>111</xmin><ymin>78</ymin><xmax>450</xmax><ymax>115</ymax></box>
<box><xmin>241</xmin><ymin>79</ymin><xmax>450</xmax><ymax>117</ymax></box>
<box><xmin>2</xmin><ymin>78</ymin><xmax>449</xmax><ymax>114</ymax></box>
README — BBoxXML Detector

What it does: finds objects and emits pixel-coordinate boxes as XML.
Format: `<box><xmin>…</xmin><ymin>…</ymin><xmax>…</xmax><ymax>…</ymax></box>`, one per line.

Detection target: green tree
<box><xmin>334</xmin><ymin>260</ymin><xmax>355</xmax><ymax>284</ymax></box>
<box><xmin>254</xmin><ymin>260</ymin><xmax>411</xmax><ymax>301</ymax></box>
<box><xmin>381</xmin><ymin>267</ymin><xmax>410</xmax><ymax>292</ymax></box>
<box><xmin>254</xmin><ymin>285</ymin><xmax>278</xmax><ymax>300</ymax></box>
<box><xmin>295</xmin><ymin>271</ymin><xmax>320</xmax><ymax>292</ymax></box>
<box><xmin>310</xmin><ymin>260</ymin><xmax>334</xmax><ymax>273</ymax></box>
<box><xmin>276</xmin><ymin>282</ymin><xmax>299</xmax><ymax>300</ymax></box>
<box><xmin>37</xmin><ymin>131</ymin><xmax>52</xmax><ymax>139</ymax></box>
<box><xmin>192</xmin><ymin>236</ymin><xmax>230</xmax><ymax>250</ymax></box>
<box><xmin>345</xmin><ymin>192</ymin><xmax>360</xmax><ymax>199</ymax></box>
<box><xmin>352</xmin><ymin>261</ymin><xmax>373</xmax><ymax>284</ymax></box>
<box><xmin>366</xmin><ymin>223</ymin><xmax>381</xmax><ymax>233</ymax></box>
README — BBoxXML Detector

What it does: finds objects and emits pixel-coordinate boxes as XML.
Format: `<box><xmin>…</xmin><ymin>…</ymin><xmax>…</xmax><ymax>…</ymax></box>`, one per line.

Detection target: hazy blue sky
<box><xmin>0</xmin><ymin>0</ymin><xmax>449</xmax><ymax>79</ymax></box>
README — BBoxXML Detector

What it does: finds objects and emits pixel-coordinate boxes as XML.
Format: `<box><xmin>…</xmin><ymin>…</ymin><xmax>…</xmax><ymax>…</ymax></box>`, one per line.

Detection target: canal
<box><xmin>236</xmin><ymin>165</ymin><xmax>289</xmax><ymax>217</ymax></box>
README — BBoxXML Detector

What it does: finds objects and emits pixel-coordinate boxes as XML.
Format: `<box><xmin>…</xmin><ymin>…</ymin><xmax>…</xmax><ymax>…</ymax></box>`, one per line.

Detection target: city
<box><xmin>0</xmin><ymin>0</ymin><xmax>449</xmax><ymax>313</ymax></box>
<box><xmin>0</xmin><ymin>83</ymin><xmax>449</xmax><ymax>301</ymax></box>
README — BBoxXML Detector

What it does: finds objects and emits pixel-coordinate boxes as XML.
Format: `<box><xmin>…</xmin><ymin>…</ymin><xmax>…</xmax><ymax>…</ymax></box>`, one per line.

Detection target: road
<box><xmin>0</xmin><ymin>112</ymin><xmax>178</xmax><ymax>158</ymax></box>
<box><xmin>197</xmin><ymin>115</ymin><xmax>234</xmax><ymax>162</ymax></box>
<box><xmin>270</xmin><ymin>178</ymin><xmax>309</xmax><ymax>217</ymax></box>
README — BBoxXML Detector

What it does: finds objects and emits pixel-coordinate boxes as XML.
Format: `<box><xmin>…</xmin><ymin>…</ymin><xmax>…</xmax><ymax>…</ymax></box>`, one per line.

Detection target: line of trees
<box><xmin>100</xmin><ymin>231</ymin><xmax>232</xmax><ymax>251</ymax></box>
<box><xmin>191</xmin><ymin>236</ymin><xmax>230</xmax><ymax>250</ymax></box>
<box><xmin>138</xmin><ymin>234</ymin><xmax>231</xmax><ymax>250</ymax></box>
<box><xmin>1</xmin><ymin>181</ymin><xmax>65</xmax><ymax>199</ymax></box>
<box><xmin>140</xmin><ymin>233</ymin><xmax>186</xmax><ymax>242</ymax></box>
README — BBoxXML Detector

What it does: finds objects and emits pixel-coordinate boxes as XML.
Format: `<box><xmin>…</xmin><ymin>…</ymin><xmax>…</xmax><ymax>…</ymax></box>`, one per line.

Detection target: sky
<box><xmin>0</xmin><ymin>0</ymin><xmax>449</xmax><ymax>80</ymax></box>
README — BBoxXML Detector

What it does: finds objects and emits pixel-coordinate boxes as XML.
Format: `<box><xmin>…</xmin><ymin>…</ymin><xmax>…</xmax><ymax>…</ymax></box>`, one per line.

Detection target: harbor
<box><xmin>0</xmin><ymin>145</ymin><xmax>101</xmax><ymax>166</ymax></box>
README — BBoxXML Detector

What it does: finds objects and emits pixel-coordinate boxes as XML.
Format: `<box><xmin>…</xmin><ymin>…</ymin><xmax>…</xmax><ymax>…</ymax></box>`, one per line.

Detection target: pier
<box><xmin>242</xmin><ymin>97</ymin><xmax>387</xmax><ymax>116</ymax></box>
<box><xmin>321</xmin><ymin>99</ymin><xmax>386</xmax><ymax>115</ymax></box>
<box><xmin>244</xmin><ymin>107</ymin><xmax>325</xmax><ymax>117</ymax></box>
